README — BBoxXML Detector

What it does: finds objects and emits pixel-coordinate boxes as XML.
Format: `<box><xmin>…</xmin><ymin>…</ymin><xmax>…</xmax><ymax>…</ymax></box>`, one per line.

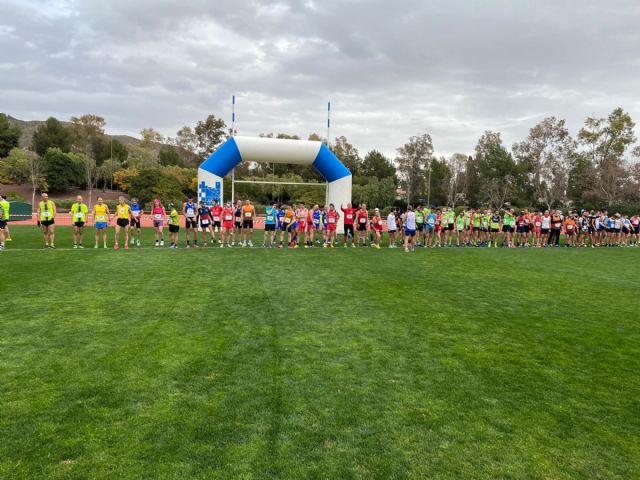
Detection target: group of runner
<box><xmin>1</xmin><ymin>192</ymin><xmax>639</xmax><ymax>251</ymax></box>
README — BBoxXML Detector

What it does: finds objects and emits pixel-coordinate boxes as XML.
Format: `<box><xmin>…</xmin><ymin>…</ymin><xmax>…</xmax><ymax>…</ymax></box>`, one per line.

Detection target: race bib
<box><xmin>284</xmin><ymin>217</ymin><xmax>291</xmax><ymax>224</ymax></box>
<box><xmin>378</xmin><ymin>220</ymin><xmax>383</xmax><ymax>226</ymax></box>
<box><xmin>118</xmin><ymin>208</ymin><xmax>126</xmax><ymax>215</ymax></box>
<box><xmin>267</xmin><ymin>215</ymin><xmax>274</xmax><ymax>221</ymax></box>
<box><xmin>201</xmin><ymin>219</ymin><xmax>210</xmax><ymax>225</ymax></box>
<box><xmin>567</xmin><ymin>225</ymin><xmax>573</xmax><ymax>230</ymax></box>
<box><xmin>186</xmin><ymin>208</ymin><xmax>195</xmax><ymax>217</ymax></box>
<box><xmin>96</xmin><ymin>215</ymin><xmax>106</xmax><ymax>222</ymax></box>
<box><xmin>43</xmin><ymin>211</ymin><xmax>51</xmax><ymax>218</ymax></box>
<box><xmin>154</xmin><ymin>214</ymin><xmax>162</xmax><ymax>220</ymax></box>
<box><xmin>75</xmin><ymin>212</ymin><xmax>83</xmax><ymax>219</ymax></box>
<box><xmin>244</xmin><ymin>212</ymin><xmax>251</xmax><ymax>218</ymax></box>
<box><xmin>132</xmin><ymin>210</ymin><xmax>140</xmax><ymax>217</ymax></box>
<box><xmin>535</xmin><ymin>222</ymin><xmax>541</xmax><ymax>227</ymax></box>
<box><xmin>225</xmin><ymin>215</ymin><xmax>233</xmax><ymax>221</ymax></box>
<box><xmin>346</xmin><ymin>214</ymin><xmax>353</xmax><ymax>219</ymax></box>
<box><xmin>328</xmin><ymin>217</ymin><xmax>336</xmax><ymax>224</ymax></box>
<box><xmin>359</xmin><ymin>218</ymin><xmax>366</xmax><ymax>223</ymax></box>
<box><xmin>213</xmin><ymin>216</ymin><xmax>220</xmax><ymax>221</ymax></box>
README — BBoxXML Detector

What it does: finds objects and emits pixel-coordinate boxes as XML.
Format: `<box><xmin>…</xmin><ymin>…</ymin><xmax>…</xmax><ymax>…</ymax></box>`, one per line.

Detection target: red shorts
<box><xmin>327</xmin><ymin>223</ymin><xmax>336</xmax><ymax>231</ymax></box>
<box><xmin>223</xmin><ymin>222</ymin><xmax>233</xmax><ymax>230</ymax></box>
<box><xmin>297</xmin><ymin>221</ymin><xmax>307</xmax><ymax>232</ymax></box>
<box><xmin>534</xmin><ymin>227</ymin><xmax>541</xmax><ymax>235</ymax></box>
<box><xmin>373</xmin><ymin>226</ymin><xmax>383</xmax><ymax>233</ymax></box>
<box><xmin>435</xmin><ymin>225</ymin><xmax>442</xmax><ymax>232</ymax></box>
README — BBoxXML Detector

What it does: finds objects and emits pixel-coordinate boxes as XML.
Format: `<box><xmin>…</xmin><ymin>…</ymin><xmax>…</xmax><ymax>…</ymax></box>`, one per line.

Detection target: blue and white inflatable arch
<box><xmin>198</xmin><ymin>135</ymin><xmax>352</xmax><ymax>220</ymax></box>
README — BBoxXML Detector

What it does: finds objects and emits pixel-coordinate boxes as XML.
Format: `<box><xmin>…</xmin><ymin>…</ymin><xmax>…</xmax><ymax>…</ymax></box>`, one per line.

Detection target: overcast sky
<box><xmin>2</xmin><ymin>0</ymin><xmax>639</xmax><ymax>158</ymax></box>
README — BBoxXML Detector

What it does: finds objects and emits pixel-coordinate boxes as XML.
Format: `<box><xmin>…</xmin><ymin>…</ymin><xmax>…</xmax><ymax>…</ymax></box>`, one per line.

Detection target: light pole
<box><xmin>427</xmin><ymin>160</ymin><xmax>432</xmax><ymax>207</ymax></box>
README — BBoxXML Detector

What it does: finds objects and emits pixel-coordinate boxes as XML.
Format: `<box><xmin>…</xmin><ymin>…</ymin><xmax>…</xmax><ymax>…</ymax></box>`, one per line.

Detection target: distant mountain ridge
<box><xmin>4</xmin><ymin>114</ymin><xmax>198</xmax><ymax>167</ymax></box>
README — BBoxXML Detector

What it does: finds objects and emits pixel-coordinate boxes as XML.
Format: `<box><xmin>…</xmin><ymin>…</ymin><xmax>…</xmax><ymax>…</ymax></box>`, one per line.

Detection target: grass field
<box><xmin>1</xmin><ymin>225</ymin><xmax>639</xmax><ymax>479</ymax></box>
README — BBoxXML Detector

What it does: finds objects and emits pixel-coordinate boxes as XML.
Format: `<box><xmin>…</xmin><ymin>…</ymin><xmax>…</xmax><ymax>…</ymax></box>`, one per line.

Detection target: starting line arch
<box><xmin>198</xmin><ymin>136</ymin><xmax>352</xmax><ymax>226</ymax></box>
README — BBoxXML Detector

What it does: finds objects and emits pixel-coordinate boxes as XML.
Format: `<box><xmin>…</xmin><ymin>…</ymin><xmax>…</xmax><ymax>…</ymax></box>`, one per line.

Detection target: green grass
<box><xmin>1</xmin><ymin>225</ymin><xmax>639</xmax><ymax>479</ymax></box>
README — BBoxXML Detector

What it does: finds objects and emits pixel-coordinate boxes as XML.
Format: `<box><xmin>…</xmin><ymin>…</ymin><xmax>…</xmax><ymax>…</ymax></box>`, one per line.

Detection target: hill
<box><xmin>4</xmin><ymin>115</ymin><xmax>199</xmax><ymax>167</ymax></box>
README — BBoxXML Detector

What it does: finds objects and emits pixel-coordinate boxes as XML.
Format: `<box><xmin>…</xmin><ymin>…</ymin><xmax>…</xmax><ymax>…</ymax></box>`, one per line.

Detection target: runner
<box><xmin>532</xmin><ymin>211</ymin><xmax>542</xmax><ymax>247</ymax></box>
<box><xmin>631</xmin><ymin>213</ymin><xmax>640</xmax><ymax>246</ymax></box>
<box><xmin>355</xmin><ymin>204</ymin><xmax>369</xmax><ymax>247</ymax></box>
<box><xmin>264</xmin><ymin>202</ymin><xmax>278</xmax><ymax>247</ymax></box>
<box><xmin>489</xmin><ymin>210</ymin><xmax>501</xmax><ymax>248</ymax></box>
<box><xmin>151</xmin><ymin>198</ymin><xmax>167</xmax><ymax>247</ymax></box>
<box><xmin>183</xmin><ymin>196</ymin><xmax>198</xmax><ymax>248</ymax></box>
<box><xmin>387</xmin><ymin>209</ymin><xmax>398</xmax><ymax>248</ymax></box>
<box><xmin>37</xmin><ymin>193</ymin><xmax>56</xmax><ymax>249</ymax></box>
<box><xmin>129</xmin><ymin>197</ymin><xmax>143</xmax><ymax>246</ymax></box>
<box><xmin>548</xmin><ymin>210</ymin><xmax>563</xmax><ymax>247</ymax></box>
<box><xmin>233</xmin><ymin>200</ymin><xmax>243</xmax><ymax>246</ymax></box>
<box><xmin>282</xmin><ymin>204</ymin><xmax>296</xmax><ymax>248</ymax></box>
<box><xmin>471</xmin><ymin>208</ymin><xmax>482</xmax><ymax>247</ymax></box>
<box><xmin>113</xmin><ymin>196</ymin><xmax>131</xmax><ymax>249</ymax></box>
<box><xmin>295</xmin><ymin>203</ymin><xmax>309</xmax><ymax>248</ymax></box>
<box><xmin>221</xmin><ymin>201</ymin><xmax>234</xmax><ymax>247</ymax></box>
<box><xmin>340</xmin><ymin>203</ymin><xmax>356</xmax><ymax>247</ymax></box>
<box><xmin>371</xmin><ymin>208</ymin><xmax>383</xmax><ymax>249</ymax></box>
<box><xmin>415</xmin><ymin>205</ymin><xmax>424</xmax><ymax>247</ymax></box>
<box><xmin>502</xmin><ymin>208</ymin><xmax>515</xmax><ymax>248</ymax></box>
<box><xmin>325</xmin><ymin>204</ymin><xmax>339</xmax><ymax>247</ymax></box>
<box><xmin>434</xmin><ymin>209</ymin><xmax>443</xmax><ymax>247</ymax></box>
<box><xmin>309</xmin><ymin>204</ymin><xmax>321</xmax><ymax>245</ymax></box>
<box><xmin>425</xmin><ymin>209</ymin><xmax>436</xmax><ymax>247</ymax></box>
<box><xmin>0</xmin><ymin>193</ymin><xmax>10</xmax><ymax>243</ymax></box>
<box><xmin>276</xmin><ymin>204</ymin><xmax>286</xmax><ymax>248</ymax></box>
<box><xmin>444</xmin><ymin>207</ymin><xmax>455</xmax><ymax>247</ymax></box>
<box><xmin>564</xmin><ymin>214</ymin><xmax>577</xmax><ymax>247</ymax></box>
<box><xmin>197</xmin><ymin>200</ymin><xmax>214</xmax><ymax>246</ymax></box>
<box><xmin>92</xmin><ymin>196</ymin><xmax>110</xmax><ymax>249</ymax></box>
<box><xmin>516</xmin><ymin>211</ymin><xmax>528</xmax><ymax>247</ymax></box>
<box><xmin>540</xmin><ymin>210</ymin><xmax>551</xmax><ymax>247</ymax></box>
<box><xmin>403</xmin><ymin>205</ymin><xmax>417</xmax><ymax>252</ymax></box>
<box><xmin>241</xmin><ymin>199</ymin><xmax>256</xmax><ymax>247</ymax></box>
<box><xmin>209</xmin><ymin>200</ymin><xmax>223</xmax><ymax>244</ymax></box>
<box><xmin>455</xmin><ymin>210</ymin><xmax>465</xmax><ymax>247</ymax></box>
<box><xmin>0</xmin><ymin>193</ymin><xmax>8</xmax><ymax>250</ymax></box>
<box><xmin>167</xmin><ymin>203</ymin><xmax>180</xmax><ymax>248</ymax></box>
<box><xmin>70</xmin><ymin>195</ymin><xmax>88</xmax><ymax>249</ymax></box>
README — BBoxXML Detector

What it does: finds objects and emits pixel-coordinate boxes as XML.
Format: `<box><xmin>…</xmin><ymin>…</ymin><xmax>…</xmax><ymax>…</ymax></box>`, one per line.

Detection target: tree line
<box><xmin>1</xmin><ymin>107</ymin><xmax>639</xmax><ymax>212</ymax></box>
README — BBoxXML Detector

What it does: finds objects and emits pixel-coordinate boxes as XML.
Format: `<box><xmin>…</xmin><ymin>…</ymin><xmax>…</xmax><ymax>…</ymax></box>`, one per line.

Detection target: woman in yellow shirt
<box><xmin>92</xmin><ymin>197</ymin><xmax>110</xmax><ymax>249</ymax></box>
<box><xmin>114</xmin><ymin>196</ymin><xmax>131</xmax><ymax>249</ymax></box>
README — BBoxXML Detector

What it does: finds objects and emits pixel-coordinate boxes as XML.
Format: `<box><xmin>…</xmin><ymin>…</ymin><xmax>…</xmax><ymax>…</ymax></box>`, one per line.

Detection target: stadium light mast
<box><xmin>326</xmin><ymin>101</ymin><xmax>331</xmax><ymax>150</ymax></box>
<box><xmin>231</xmin><ymin>95</ymin><xmax>236</xmax><ymax>204</ymax></box>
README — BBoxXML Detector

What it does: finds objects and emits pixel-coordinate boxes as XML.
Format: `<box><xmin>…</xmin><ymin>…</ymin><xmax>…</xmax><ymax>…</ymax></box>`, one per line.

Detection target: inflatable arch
<box><xmin>198</xmin><ymin>136</ymin><xmax>352</xmax><ymax>225</ymax></box>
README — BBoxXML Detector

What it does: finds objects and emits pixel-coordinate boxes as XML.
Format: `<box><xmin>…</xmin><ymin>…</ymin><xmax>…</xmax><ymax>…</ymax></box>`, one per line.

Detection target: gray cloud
<box><xmin>1</xmin><ymin>0</ymin><xmax>639</xmax><ymax>158</ymax></box>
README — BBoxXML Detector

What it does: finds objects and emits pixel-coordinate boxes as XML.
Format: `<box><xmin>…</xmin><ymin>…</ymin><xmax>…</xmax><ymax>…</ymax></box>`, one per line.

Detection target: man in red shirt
<box><xmin>209</xmin><ymin>200</ymin><xmax>223</xmax><ymax>244</ymax></box>
<box><xmin>355</xmin><ymin>204</ymin><xmax>369</xmax><ymax>247</ymax></box>
<box><xmin>340</xmin><ymin>202</ymin><xmax>356</xmax><ymax>247</ymax></box>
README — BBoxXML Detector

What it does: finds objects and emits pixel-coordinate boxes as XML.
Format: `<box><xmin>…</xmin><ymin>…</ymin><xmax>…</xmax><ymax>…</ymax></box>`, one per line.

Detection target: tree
<box><xmin>428</xmin><ymin>157</ymin><xmax>451</xmax><ymax>206</ymax></box>
<box><xmin>578</xmin><ymin>108</ymin><xmax>636</xmax><ymax>206</ymax></box>
<box><xmin>32</xmin><ymin>117</ymin><xmax>72</xmax><ymax>156</ymax></box>
<box><xmin>474</xmin><ymin>131</ymin><xmax>520</xmax><ymax>208</ymax></box>
<box><xmin>513</xmin><ymin>117</ymin><xmax>575</xmax><ymax>209</ymax></box>
<box><xmin>69</xmin><ymin>114</ymin><xmax>106</xmax><ymax>154</ymax></box>
<box><xmin>0</xmin><ymin>114</ymin><xmax>21</xmax><ymax>158</ymax></box>
<box><xmin>0</xmin><ymin>147</ymin><xmax>31</xmax><ymax>184</ymax></box>
<box><xmin>194</xmin><ymin>115</ymin><xmax>227</xmax><ymax>160</ymax></box>
<box><xmin>43</xmin><ymin>148</ymin><xmax>81</xmax><ymax>192</ymax></box>
<box><xmin>129</xmin><ymin>168</ymin><xmax>185</xmax><ymax>205</ymax></box>
<box><xmin>159</xmin><ymin>145</ymin><xmax>184</xmax><ymax>166</ymax></box>
<box><xmin>332</xmin><ymin>136</ymin><xmax>361</xmax><ymax>175</ymax></box>
<box><xmin>127</xmin><ymin>144</ymin><xmax>157</xmax><ymax>169</ymax></box>
<box><xmin>445</xmin><ymin>153</ymin><xmax>468</xmax><ymax>207</ymax></box>
<box><xmin>352</xmin><ymin>177</ymin><xmax>396</xmax><ymax>208</ymax></box>
<box><xmin>361</xmin><ymin>150</ymin><xmax>396</xmax><ymax>181</ymax></box>
<box><xmin>140</xmin><ymin>127</ymin><xmax>164</xmax><ymax>147</ymax></box>
<box><xmin>113</xmin><ymin>168</ymin><xmax>139</xmax><ymax>192</ymax></box>
<box><xmin>100</xmin><ymin>138</ymin><xmax>128</xmax><ymax>164</ymax></box>
<box><xmin>174</xmin><ymin>126</ymin><xmax>197</xmax><ymax>154</ymax></box>
<box><xmin>395</xmin><ymin>134</ymin><xmax>434</xmax><ymax>204</ymax></box>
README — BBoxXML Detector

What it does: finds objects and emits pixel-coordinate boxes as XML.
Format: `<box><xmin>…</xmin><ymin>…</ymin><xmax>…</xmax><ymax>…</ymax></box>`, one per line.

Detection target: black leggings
<box><xmin>548</xmin><ymin>229</ymin><xmax>561</xmax><ymax>245</ymax></box>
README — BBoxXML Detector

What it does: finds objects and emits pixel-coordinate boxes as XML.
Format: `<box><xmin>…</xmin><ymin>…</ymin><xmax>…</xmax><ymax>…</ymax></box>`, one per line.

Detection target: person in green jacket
<box><xmin>70</xmin><ymin>195</ymin><xmax>89</xmax><ymax>249</ymax></box>
<box><xmin>167</xmin><ymin>203</ymin><xmax>180</xmax><ymax>248</ymax></box>
<box><xmin>0</xmin><ymin>193</ymin><xmax>9</xmax><ymax>249</ymax></box>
